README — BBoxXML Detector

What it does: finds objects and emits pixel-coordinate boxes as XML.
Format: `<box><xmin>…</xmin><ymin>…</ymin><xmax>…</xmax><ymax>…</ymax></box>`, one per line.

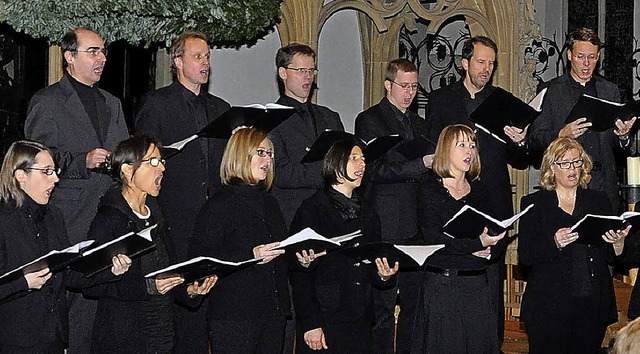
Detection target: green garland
<box><xmin>0</xmin><ymin>0</ymin><xmax>281</xmax><ymax>45</ymax></box>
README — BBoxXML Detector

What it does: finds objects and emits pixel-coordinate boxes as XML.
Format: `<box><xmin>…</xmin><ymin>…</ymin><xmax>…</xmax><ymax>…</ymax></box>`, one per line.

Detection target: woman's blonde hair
<box><xmin>432</xmin><ymin>124</ymin><xmax>481</xmax><ymax>181</ymax></box>
<box><xmin>539</xmin><ymin>137</ymin><xmax>592</xmax><ymax>190</ymax></box>
<box><xmin>0</xmin><ymin>140</ymin><xmax>54</xmax><ymax>207</ymax></box>
<box><xmin>220</xmin><ymin>128</ymin><xmax>274</xmax><ymax>191</ymax></box>
<box><xmin>611</xmin><ymin>317</ymin><xmax>640</xmax><ymax>353</ymax></box>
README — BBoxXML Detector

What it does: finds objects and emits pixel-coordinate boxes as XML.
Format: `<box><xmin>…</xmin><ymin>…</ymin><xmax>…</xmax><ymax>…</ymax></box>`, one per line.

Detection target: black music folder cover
<box><xmin>300</xmin><ymin>130</ymin><xmax>402</xmax><ymax>163</ymax></box>
<box><xmin>442</xmin><ymin>204</ymin><xmax>534</xmax><ymax>239</ymax></box>
<box><xmin>570</xmin><ymin>211</ymin><xmax>640</xmax><ymax>246</ymax></box>
<box><xmin>270</xmin><ymin>227</ymin><xmax>362</xmax><ymax>256</ymax></box>
<box><xmin>470</xmin><ymin>87</ymin><xmax>545</xmax><ymax>144</ymax></box>
<box><xmin>145</xmin><ymin>256</ymin><xmax>262</xmax><ymax>284</ymax></box>
<box><xmin>565</xmin><ymin>95</ymin><xmax>639</xmax><ymax>132</ymax></box>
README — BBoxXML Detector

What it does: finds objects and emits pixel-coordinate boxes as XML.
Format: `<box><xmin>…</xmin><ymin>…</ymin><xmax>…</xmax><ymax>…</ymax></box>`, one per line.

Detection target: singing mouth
<box><xmin>354</xmin><ymin>170</ymin><xmax>364</xmax><ymax>178</ymax></box>
<box><xmin>45</xmin><ymin>186</ymin><xmax>55</xmax><ymax>197</ymax></box>
<box><xmin>154</xmin><ymin>174</ymin><xmax>163</xmax><ymax>189</ymax></box>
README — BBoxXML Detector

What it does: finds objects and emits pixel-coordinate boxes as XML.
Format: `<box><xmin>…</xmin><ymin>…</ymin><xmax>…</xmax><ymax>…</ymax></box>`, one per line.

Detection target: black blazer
<box><xmin>135</xmin><ymin>81</ymin><xmax>231</xmax><ymax>260</ymax></box>
<box><xmin>518</xmin><ymin>189</ymin><xmax>619</xmax><ymax>333</ymax></box>
<box><xmin>190</xmin><ymin>184</ymin><xmax>291</xmax><ymax>321</ymax></box>
<box><xmin>269</xmin><ymin>96</ymin><xmax>344</xmax><ymax>226</ymax></box>
<box><xmin>528</xmin><ymin>73</ymin><xmax>624</xmax><ymax>210</ymax></box>
<box><xmin>25</xmin><ymin>74</ymin><xmax>129</xmax><ymax>244</ymax></box>
<box><xmin>0</xmin><ymin>199</ymin><xmax>117</xmax><ymax>349</ymax></box>
<box><xmin>354</xmin><ymin>97</ymin><xmax>428</xmax><ymax>243</ymax></box>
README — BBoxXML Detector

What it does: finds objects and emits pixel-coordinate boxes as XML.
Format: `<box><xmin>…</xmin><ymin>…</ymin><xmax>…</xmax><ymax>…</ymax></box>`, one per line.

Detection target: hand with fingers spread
<box><xmin>110</xmin><ymin>254</ymin><xmax>132</xmax><ymax>275</ymax></box>
<box><xmin>554</xmin><ymin>227</ymin><xmax>579</xmax><ymax>249</ymax></box>
<box><xmin>603</xmin><ymin>224</ymin><xmax>632</xmax><ymax>255</ymax></box>
<box><xmin>296</xmin><ymin>249</ymin><xmax>326</xmax><ymax>267</ymax></box>
<box><xmin>187</xmin><ymin>275</ymin><xmax>218</xmax><ymax>296</ymax></box>
<box><xmin>558</xmin><ymin>118</ymin><xmax>592</xmax><ymax>139</ymax></box>
<box><xmin>375</xmin><ymin>257</ymin><xmax>399</xmax><ymax>281</ymax></box>
<box><xmin>24</xmin><ymin>267</ymin><xmax>52</xmax><ymax>290</ymax></box>
<box><xmin>304</xmin><ymin>328</ymin><xmax>328</xmax><ymax>351</ymax></box>
<box><xmin>479</xmin><ymin>227</ymin><xmax>505</xmax><ymax>247</ymax></box>
<box><xmin>253</xmin><ymin>241</ymin><xmax>285</xmax><ymax>264</ymax></box>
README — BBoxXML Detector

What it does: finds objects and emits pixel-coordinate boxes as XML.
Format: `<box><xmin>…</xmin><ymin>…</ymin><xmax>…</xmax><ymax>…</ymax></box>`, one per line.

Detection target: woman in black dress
<box><xmin>289</xmin><ymin>139</ymin><xmax>398</xmax><ymax>353</ymax></box>
<box><xmin>412</xmin><ymin>124</ymin><xmax>505</xmax><ymax>353</ymax></box>
<box><xmin>518</xmin><ymin>137</ymin><xmax>630</xmax><ymax>354</ymax></box>
<box><xmin>0</xmin><ymin>140</ymin><xmax>130</xmax><ymax>353</ymax></box>
<box><xmin>84</xmin><ymin>135</ymin><xmax>216</xmax><ymax>353</ymax></box>
<box><xmin>190</xmin><ymin>127</ymin><xmax>308</xmax><ymax>353</ymax></box>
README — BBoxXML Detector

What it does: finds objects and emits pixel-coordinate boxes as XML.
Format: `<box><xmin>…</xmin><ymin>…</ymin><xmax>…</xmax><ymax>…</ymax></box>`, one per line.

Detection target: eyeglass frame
<box><xmin>71</xmin><ymin>48</ymin><xmax>108</xmax><ymax>57</ymax></box>
<box><xmin>23</xmin><ymin>167</ymin><xmax>61</xmax><ymax>176</ymax></box>
<box><xmin>128</xmin><ymin>157</ymin><xmax>166</xmax><ymax>167</ymax></box>
<box><xmin>255</xmin><ymin>148</ymin><xmax>274</xmax><ymax>159</ymax></box>
<box><xmin>571</xmin><ymin>53</ymin><xmax>598</xmax><ymax>62</ymax></box>
<box><xmin>553</xmin><ymin>159</ymin><xmax>584</xmax><ymax>170</ymax></box>
<box><xmin>389</xmin><ymin>80</ymin><xmax>420</xmax><ymax>91</ymax></box>
<box><xmin>285</xmin><ymin>67</ymin><xmax>319</xmax><ymax>75</ymax></box>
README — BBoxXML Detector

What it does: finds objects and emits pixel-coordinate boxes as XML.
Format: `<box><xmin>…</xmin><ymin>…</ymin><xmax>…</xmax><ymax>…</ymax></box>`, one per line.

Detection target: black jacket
<box><xmin>354</xmin><ymin>97</ymin><xmax>429</xmax><ymax>243</ymax></box>
<box><xmin>135</xmin><ymin>81</ymin><xmax>231</xmax><ymax>260</ymax></box>
<box><xmin>418</xmin><ymin>171</ymin><xmax>505</xmax><ymax>270</ymax></box>
<box><xmin>84</xmin><ymin>188</ymin><xmax>183</xmax><ymax>353</ymax></box>
<box><xmin>269</xmin><ymin>95</ymin><xmax>344</xmax><ymax>226</ymax></box>
<box><xmin>518</xmin><ymin>189</ymin><xmax>619</xmax><ymax>338</ymax></box>
<box><xmin>0</xmin><ymin>197</ymin><xmax>117</xmax><ymax>349</ymax></box>
<box><xmin>190</xmin><ymin>184</ymin><xmax>291</xmax><ymax>320</ymax></box>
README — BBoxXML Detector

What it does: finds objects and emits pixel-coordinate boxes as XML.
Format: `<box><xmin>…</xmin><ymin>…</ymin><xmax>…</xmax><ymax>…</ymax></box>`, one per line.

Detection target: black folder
<box><xmin>164</xmin><ymin>103</ymin><xmax>295</xmax><ymax>156</ymax></box>
<box><xmin>71</xmin><ymin>225</ymin><xmax>157</xmax><ymax>276</ymax></box>
<box><xmin>300</xmin><ymin>131</ymin><xmax>402</xmax><ymax>163</ymax></box>
<box><xmin>570</xmin><ymin>212</ymin><xmax>640</xmax><ymax>247</ymax></box>
<box><xmin>469</xmin><ymin>87</ymin><xmax>543</xmax><ymax>144</ymax></box>
<box><xmin>145</xmin><ymin>256</ymin><xmax>262</xmax><ymax>284</ymax></box>
<box><xmin>342</xmin><ymin>242</ymin><xmax>444</xmax><ymax>269</ymax></box>
<box><xmin>0</xmin><ymin>240</ymin><xmax>95</xmax><ymax>284</ymax></box>
<box><xmin>442</xmin><ymin>204</ymin><xmax>533</xmax><ymax>239</ymax></box>
<box><xmin>565</xmin><ymin>95</ymin><xmax>640</xmax><ymax>132</ymax></box>
<box><xmin>271</xmin><ymin>228</ymin><xmax>362</xmax><ymax>257</ymax></box>
<box><xmin>393</xmin><ymin>135</ymin><xmax>437</xmax><ymax>159</ymax></box>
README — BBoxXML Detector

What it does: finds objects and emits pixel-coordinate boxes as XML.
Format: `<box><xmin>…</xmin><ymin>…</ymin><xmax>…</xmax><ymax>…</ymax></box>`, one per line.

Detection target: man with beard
<box><xmin>135</xmin><ymin>30</ymin><xmax>230</xmax><ymax>353</ymax></box>
<box><xmin>24</xmin><ymin>27</ymin><xmax>129</xmax><ymax>353</ymax></box>
<box><xmin>354</xmin><ymin>59</ymin><xmax>430</xmax><ymax>354</ymax></box>
<box><xmin>425</xmin><ymin>36</ymin><xmax>526</xmax><ymax>350</ymax></box>
<box><xmin>528</xmin><ymin>27</ymin><xmax>636</xmax><ymax>211</ymax></box>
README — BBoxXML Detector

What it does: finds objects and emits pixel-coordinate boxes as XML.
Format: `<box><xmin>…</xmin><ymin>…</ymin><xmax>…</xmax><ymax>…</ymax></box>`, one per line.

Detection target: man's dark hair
<box><xmin>384</xmin><ymin>59</ymin><xmax>418</xmax><ymax>82</ymax></box>
<box><xmin>565</xmin><ymin>27</ymin><xmax>602</xmax><ymax>51</ymax></box>
<box><xmin>275</xmin><ymin>43</ymin><xmax>316</xmax><ymax>69</ymax></box>
<box><xmin>60</xmin><ymin>29</ymin><xmax>82</xmax><ymax>68</ymax></box>
<box><xmin>322</xmin><ymin>139</ymin><xmax>363</xmax><ymax>187</ymax></box>
<box><xmin>461</xmin><ymin>36</ymin><xmax>498</xmax><ymax>61</ymax></box>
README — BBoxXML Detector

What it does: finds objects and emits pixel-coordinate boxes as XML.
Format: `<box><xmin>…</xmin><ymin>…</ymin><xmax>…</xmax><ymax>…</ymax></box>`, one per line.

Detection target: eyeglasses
<box><xmin>554</xmin><ymin>159</ymin><xmax>584</xmax><ymax>170</ymax></box>
<box><xmin>572</xmin><ymin>53</ymin><xmax>597</xmax><ymax>62</ymax></box>
<box><xmin>256</xmin><ymin>148</ymin><xmax>274</xmax><ymax>158</ymax></box>
<box><xmin>390</xmin><ymin>80</ymin><xmax>419</xmax><ymax>91</ymax></box>
<box><xmin>24</xmin><ymin>167</ymin><xmax>61</xmax><ymax>176</ymax></box>
<box><xmin>129</xmin><ymin>157</ymin><xmax>166</xmax><ymax>167</ymax></box>
<box><xmin>286</xmin><ymin>67</ymin><xmax>318</xmax><ymax>75</ymax></box>
<box><xmin>72</xmin><ymin>48</ymin><xmax>108</xmax><ymax>57</ymax></box>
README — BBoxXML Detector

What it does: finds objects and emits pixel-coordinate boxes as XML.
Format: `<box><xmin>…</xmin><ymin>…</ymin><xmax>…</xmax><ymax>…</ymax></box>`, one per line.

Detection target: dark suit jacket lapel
<box><xmin>59</xmin><ymin>76</ymin><xmax>102</xmax><ymax>147</ymax></box>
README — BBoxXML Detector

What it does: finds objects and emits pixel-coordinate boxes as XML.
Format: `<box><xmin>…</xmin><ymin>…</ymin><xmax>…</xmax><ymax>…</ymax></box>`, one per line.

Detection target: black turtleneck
<box><xmin>67</xmin><ymin>72</ymin><xmax>107</xmax><ymax>143</ymax></box>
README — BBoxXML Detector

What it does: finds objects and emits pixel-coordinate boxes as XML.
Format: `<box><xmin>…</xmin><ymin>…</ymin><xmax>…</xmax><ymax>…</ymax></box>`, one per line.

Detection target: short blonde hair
<box><xmin>220</xmin><ymin>128</ymin><xmax>274</xmax><ymax>191</ymax></box>
<box><xmin>539</xmin><ymin>137</ymin><xmax>592</xmax><ymax>190</ymax></box>
<box><xmin>432</xmin><ymin>124</ymin><xmax>481</xmax><ymax>181</ymax></box>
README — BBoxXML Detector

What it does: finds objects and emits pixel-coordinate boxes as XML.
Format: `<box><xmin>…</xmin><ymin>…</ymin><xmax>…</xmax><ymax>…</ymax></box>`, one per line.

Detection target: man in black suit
<box><xmin>528</xmin><ymin>27</ymin><xmax>636</xmax><ymax>211</ymax></box>
<box><xmin>354</xmin><ymin>59</ymin><xmax>429</xmax><ymax>354</ymax></box>
<box><xmin>25</xmin><ymin>27</ymin><xmax>129</xmax><ymax>353</ymax></box>
<box><xmin>270</xmin><ymin>44</ymin><xmax>344</xmax><ymax>226</ymax></box>
<box><xmin>425</xmin><ymin>36</ymin><xmax>527</xmax><ymax>350</ymax></box>
<box><xmin>269</xmin><ymin>43</ymin><xmax>344</xmax><ymax>354</ymax></box>
<box><xmin>135</xmin><ymin>30</ymin><xmax>230</xmax><ymax>354</ymax></box>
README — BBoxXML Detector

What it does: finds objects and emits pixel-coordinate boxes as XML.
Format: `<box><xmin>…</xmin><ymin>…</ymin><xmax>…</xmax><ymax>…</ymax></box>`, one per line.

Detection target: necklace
<box><xmin>556</xmin><ymin>192</ymin><xmax>576</xmax><ymax>201</ymax></box>
<box><xmin>444</xmin><ymin>179</ymin><xmax>468</xmax><ymax>194</ymax></box>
